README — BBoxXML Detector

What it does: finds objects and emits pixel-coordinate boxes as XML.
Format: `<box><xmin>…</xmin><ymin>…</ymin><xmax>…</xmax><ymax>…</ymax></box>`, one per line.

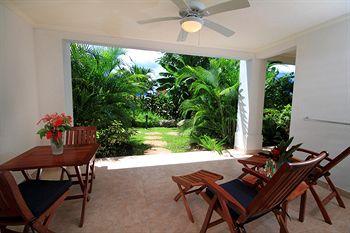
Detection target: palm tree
<box><xmin>70</xmin><ymin>43</ymin><xmax>152</xmax><ymax>129</ymax></box>
<box><xmin>179</xmin><ymin>59</ymin><xmax>240</xmax><ymax>145</ymax></box>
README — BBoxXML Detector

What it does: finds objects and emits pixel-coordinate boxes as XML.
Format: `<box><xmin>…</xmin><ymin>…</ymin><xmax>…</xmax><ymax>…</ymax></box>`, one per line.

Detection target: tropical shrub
<box><xmin>156</xmin><ymin>54</ymin><xmax>211</xmax><ymax>120</ymax></box>
<box><xmin>262</xmin><ymin>62</ymin><xmax>294</xmax><ymax>145</ymax></box>
<box><xmin>140</xmin><ymin>92</ymin><xmax>176</xmax><ymax>119</ymax></box>
<box><xmin>198</xmin><ymin>135</ymin><xmax>225</xmax><ymax>154</ymax></box>
<box><xmin>97</xmin><ymin>121</ymin><xmax>136</xmax><ymax>157</ymax></box>
<box><xmin>71</xmin><ymin>43</ymin><xmax>152</xmax><ymax>157</ymax></box>
<box><xmin>262</xmin><ymin>104</ymin><xmax>292</xmax><ymax>146</ymax></box>
<box><xmin>179</xmin><ymin>58</ymin><xmax>240</xmax><ymax>146</ymax></box>
<box><xmin>133</xmin><ymin>111</ymin><xmax>165</xmax><ymax>128</ymax></box>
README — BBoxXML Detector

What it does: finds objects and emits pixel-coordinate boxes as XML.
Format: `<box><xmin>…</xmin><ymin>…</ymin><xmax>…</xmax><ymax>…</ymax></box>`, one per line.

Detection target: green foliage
<box><xmin>97</xmin><ymin>121</ymin><xmax>136</xmax><ymax>157</ymax></box>
<box><xmin>133</xmin><ymin>111</ymin><xmax>164</xmax><ymax>128</ymax></box>
<box><xmin>262</xmin><ymin>62</ymin><xmax>294</xmax><ymax>145</ymax></box>
<box><xmin>198</xmin><ymin>135</ymin><xmax>225</xmax><ymax>154</ymax></box>
<box><xmin>140</xmin><ymin>92</ymin><xmax>176</xmax><ymax>119</ymax></box>
<box><xmin>265</xmin><ymin>71</ymin><xmax>294</xmax><ymax>110</ymax></box>
<box><xmin>179</xmin><ymin>58</ymin><xmax>240</xmax><ymax>146</ymax></box>
<box><xmin>263</xmin><ymin>104</ymin><xmax>292</xmax><ymax>146</ymax></box>
<box><xmin>71</xmin><ymin>43</ymin><xmax>153</xmax><ymax>157</ymax></box>
<box><xmin>71</xmin><ymin>44</ymin><xmax>151</xmax><ymax>128</ymax></box>
<box><xmin>156</xmin><ymin>54</ymin><xmax>211</xmax><ymax>120</ymax></box>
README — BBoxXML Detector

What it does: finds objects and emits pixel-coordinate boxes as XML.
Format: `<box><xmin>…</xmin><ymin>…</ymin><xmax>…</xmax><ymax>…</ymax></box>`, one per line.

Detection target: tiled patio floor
<box><xmin>45</xmin><ymin>152</ymin><xmax>349</xmax><ymax>233</ymax></box>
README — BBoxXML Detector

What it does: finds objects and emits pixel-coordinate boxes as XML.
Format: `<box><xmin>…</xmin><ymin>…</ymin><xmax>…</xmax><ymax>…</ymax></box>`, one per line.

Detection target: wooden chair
<box><xmin>60</xmin><ymin>126</ymin><xmax>97</xmax><ymax>194</ymax></box>
<box><xmin>199</xmin><ymin>152</ymin><xmax>326</xmax><ymax>233</ymax></box>
<box><xmin>304</xmin><ymin>146</ymin><xmax>350</xmax><ymax>224</ymax></box>
<box><xmin>0</xmin><ymin>170</ymin><xmax>72</xmax><ymax>233</ymax></box>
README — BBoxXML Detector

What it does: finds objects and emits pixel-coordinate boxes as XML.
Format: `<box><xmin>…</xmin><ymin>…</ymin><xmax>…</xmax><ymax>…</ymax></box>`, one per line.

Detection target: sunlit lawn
<box><xmin>130</xmin><ymin>127</ymin><xmax>192</xmax><ymax>154</ymax></box>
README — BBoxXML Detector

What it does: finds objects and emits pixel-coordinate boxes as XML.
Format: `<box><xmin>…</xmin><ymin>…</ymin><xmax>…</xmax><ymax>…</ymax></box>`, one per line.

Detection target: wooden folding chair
<box><xmin>60</xmin><ymin>126</ymin><xmax>97</xmax><ymax>194</ymax></box>
<box><xmin>199</xmin><ymin>152</ymin><xmax>326</xmax><ymax>233</ymax></box>
<box><xmin>304</xmin><ymin>146</ymin><xmax>350</xmax><ymax>224</ymax></box>
<box><xmin>0</xmin><ymin>170</ymin><xmax>72</xmax><ymax>233</ymax></box>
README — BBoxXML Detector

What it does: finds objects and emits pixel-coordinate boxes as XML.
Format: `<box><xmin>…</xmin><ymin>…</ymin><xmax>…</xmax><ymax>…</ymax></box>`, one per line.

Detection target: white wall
<box><xmin>290</xmin><ymin>18</ymin><xmax>350</xmax><ymax>191</ymax></box>
<box><xmin>0</xmin><ymin>4</ymin><xmax>39</xmax><ymax>163</ymax></box>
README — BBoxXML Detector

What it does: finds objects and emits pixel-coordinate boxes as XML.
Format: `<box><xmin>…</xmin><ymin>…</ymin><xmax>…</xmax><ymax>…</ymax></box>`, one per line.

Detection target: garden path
<box><xmin>144</xmin><ymin>131</ymin><xmax>171</xmax><ymax>155</ymax></box>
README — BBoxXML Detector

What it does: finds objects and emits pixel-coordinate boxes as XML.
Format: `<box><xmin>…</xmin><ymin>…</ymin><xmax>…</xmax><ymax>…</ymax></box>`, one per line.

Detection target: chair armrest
<box><xmin>242</xmin><ymin>167</ymin><xmax>269</xmax><ymax>183</ymax></box>
<box><xmin>203</xmin><ymin>178</ymin><xmax>247</xmax><ymax>215</ymax></box>
<box><xmin>60</xmin><ymin>167</ymin><xmax>72</xmax><ymax>182</ymax></box>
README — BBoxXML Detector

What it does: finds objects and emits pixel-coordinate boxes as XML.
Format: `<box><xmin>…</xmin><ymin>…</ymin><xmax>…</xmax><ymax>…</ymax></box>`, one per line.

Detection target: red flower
<box><xmin>271</xmin><ymin>148</ymin><xmax>280</xmax><ymax>156</ymax></box>
<box><xmin>46</xmin><ymin>131</ymin><xmax>53</xmax><ymax>139</ymax></box>
<box><xmin>57</xmin><ymin>131</ymin><xmax>62</xmax><ymax>138</ymax></box>
<box><xmin>53</xmin><ymin>117</ymin><xmax>64</xmax><ymax>127</ymax></box>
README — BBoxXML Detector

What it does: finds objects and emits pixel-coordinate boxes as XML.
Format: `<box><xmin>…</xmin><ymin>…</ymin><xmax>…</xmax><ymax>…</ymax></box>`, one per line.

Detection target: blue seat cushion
<box><xmin>206</xmin><ymin>179</ymin><xmax>259</xmax><ymax>223</ymax></box>
<box><xmin>18</xmin><ymin>180</ymin><xmax>72</xmax><ymax>217</ymax></box>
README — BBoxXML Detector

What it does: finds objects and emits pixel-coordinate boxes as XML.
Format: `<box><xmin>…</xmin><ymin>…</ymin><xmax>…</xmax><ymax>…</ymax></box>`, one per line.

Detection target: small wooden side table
<box><xmin>172</xmin><ymin>170</ymin><xmax>223</xmax><ymax>223</ymax></box>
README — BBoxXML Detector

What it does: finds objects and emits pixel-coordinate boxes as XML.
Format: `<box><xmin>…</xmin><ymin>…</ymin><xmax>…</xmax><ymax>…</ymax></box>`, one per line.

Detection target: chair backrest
<box><xmin>243</xmin><ymin>152</ymin><xmax>327</xmax><ymax>222</ymax></box>
<box><xmin>0</xmin><ymin>171</ymin><xmax>32</xmax><ymax>220</ymax></box>
<box><xmin>65</xmin><ymin>126</ymin><xmax>97</xmax><ymax>145</ymax></box>
<box><xmin>319</xmin><ymin>147</ymin><xmax>350</xmax><ymax>177</ymax></box>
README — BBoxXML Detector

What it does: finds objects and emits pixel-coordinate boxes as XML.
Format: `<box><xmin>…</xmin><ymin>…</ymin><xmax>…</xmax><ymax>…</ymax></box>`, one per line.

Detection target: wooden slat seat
<box><xmin>172</xmin><ymin>170</ymin><xmax>223</xmax><ymax>223</ymax></box>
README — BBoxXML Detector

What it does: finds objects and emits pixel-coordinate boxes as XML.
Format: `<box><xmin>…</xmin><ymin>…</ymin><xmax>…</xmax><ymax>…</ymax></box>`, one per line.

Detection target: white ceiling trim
<box><xmin>1</xmin><ymin>1</ymin><xmax>36</xmax><ymax>26</ymax></box>
<box><xmin>256</xmin><ymin>13</ymin><xmax>350</xmax><ymax>59</ymax></box>
<box><xmin>36</xmin><ymin>28</ymin><xmax>255</xmax><ymax>60</ymax></box>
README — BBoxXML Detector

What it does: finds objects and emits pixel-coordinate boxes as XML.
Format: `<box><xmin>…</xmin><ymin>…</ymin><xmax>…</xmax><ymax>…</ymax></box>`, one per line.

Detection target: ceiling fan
<box><xmin>137</xmin><ymin>0</ymin><xmax>250</xmax><ymax>42</ymax></box>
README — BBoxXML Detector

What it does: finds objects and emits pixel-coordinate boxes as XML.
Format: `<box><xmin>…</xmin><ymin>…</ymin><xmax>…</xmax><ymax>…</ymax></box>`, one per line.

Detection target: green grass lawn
<box><xmin>130</xmin><ymin>127</ymin><xmax>192</xmax><ymax>154</ymax></box>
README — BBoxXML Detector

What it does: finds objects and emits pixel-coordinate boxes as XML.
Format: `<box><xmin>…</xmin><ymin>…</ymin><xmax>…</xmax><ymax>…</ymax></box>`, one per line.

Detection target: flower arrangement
<box><xmin>260</xmin><ymin>137</ymin><xmax>302</xmax><ymax>177</ymax></box>
<box><xmin>37</xmin><ymin>113</ymin><xmax>72</xmax><ymax>154</ymax></box>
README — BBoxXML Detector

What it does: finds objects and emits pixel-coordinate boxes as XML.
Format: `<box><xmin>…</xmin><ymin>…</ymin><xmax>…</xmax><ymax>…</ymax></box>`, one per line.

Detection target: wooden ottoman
<box><xmin>172</xmin><ymin>170</ymin><xmax>223</xmax><ymax>223</ymax></box>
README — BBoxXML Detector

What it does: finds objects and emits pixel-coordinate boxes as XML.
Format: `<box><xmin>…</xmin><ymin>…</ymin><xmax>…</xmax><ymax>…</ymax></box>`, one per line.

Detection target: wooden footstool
<box><xmin>172</xmin><ymin>170</ymin><xmax>223</xmax><ymax>223</ymax></box>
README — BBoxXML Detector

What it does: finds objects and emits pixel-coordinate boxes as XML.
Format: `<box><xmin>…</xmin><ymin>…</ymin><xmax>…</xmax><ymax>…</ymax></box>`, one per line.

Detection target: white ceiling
<box><xmin>3</xmin><ymin>0</ymin><xmax>350</xmax><ymax>52</ymax></box>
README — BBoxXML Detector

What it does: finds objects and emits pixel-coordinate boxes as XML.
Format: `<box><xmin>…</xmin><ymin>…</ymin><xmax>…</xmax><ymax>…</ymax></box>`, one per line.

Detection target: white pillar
<box><xmin>234</xmin><ymin>59</ymin><xmax>266</xmax><ymax>153</ymax></box>
<box><xmin>62</xmin><ymin>40</ymin><xmax>73</xmax><ymax>118</ymax></box>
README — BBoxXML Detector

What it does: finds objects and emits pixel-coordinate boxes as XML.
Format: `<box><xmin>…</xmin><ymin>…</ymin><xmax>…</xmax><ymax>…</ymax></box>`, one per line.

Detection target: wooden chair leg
<box><xmin>32</xmin><ymin>221</ymin><xmax>54</xmax><ymax>233</ymax></box>
<box><xmin>309</xmin><ymin>185</ymin><xmax>332</xmax><ymax>224</ymax></box>
<box><xmin>325</xmin><ymin>176</ymin><xmax>345</xmax><ymax>208</ymax></box>
<box><xmin>88</xmin><ymin>160</ymin><xmax>95</xmax><ymax>194</ymax></box>
<box><xmin>174</xmin><ymin>186</ymin><xmax>190</xmax><ymax>202</ymax></box>
<box><xmin>60</xmin><ymin>168</ymin><xmax>65</xmax><ymax>180</ymax></box>
<box><xmin>274</xmin><ymin>209</ymin><xmax>289</xmax><ymax>233</ymax></box>
<box><xmin>23</xmin><ymin>225</ymin><xmax>30</xmax><ymax>233</ymax></box>
<box><xmin>218</xmin><ymin>197</ymin><xmax>239</xmax><ymax>233</ymax></box>
<box><xmin>176</xmin><ymin>184</ymin><xmax>194</xmax><ymax>223</ymax></box>
<box><xmin>280</xmin><ymin>202</ymin><xmax>288</xmax><ymax>233</ymax></box>
<box><xmin>200</xmin><ymin>196</ymin><xmax>217</xmax><ymax>233</ymax></box>
<box><xmin>299</xmin><ymin>191</ymin><xmax>307</xmax><ymax>222</ymax></box>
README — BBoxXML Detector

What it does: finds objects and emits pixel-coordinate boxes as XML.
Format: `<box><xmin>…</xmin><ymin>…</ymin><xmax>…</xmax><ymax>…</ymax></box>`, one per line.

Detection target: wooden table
<box><xmin>0</xmin><ymin>144</ymin><xmax>99</xmax><ymax>227</ymax></box>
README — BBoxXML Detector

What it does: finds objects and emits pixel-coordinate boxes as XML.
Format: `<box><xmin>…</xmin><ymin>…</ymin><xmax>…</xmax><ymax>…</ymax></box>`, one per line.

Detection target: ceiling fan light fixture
<box><xmin>180</xmin><ymin>17</ymin><xmax>203</xmax><ymax>33</ymax></box>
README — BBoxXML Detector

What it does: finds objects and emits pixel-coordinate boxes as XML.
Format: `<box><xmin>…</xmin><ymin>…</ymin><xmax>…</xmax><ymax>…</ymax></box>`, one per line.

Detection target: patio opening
<box><xmin>70</xmin><ymin>42</ymin><xmax>245</xmax><ymax>161</ymax></box>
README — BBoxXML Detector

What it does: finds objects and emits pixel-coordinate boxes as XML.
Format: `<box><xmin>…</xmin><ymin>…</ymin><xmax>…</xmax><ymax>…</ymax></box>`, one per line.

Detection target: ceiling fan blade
<box><xmin>137</xmin><ymin>16</ymin><xmax>181</xmax><ymax>24</ymax></box>
<box><xmin>177</xmin><ymin>29</ymin><xmax>188</xmax><ymax>42</ymax></box>
<box><xmin>203</xmin><ymin>19</ymin><xmax>235</xmax><ymax>37</ymax></box>
<box><xmin>170</xmin><ymin>0</ymin><xmax>189</xmax><ymax>10</ymax></box>
<box><xmin>201</xmin><ymin>0</ymin><xmax>250</xmax><ymax>16</ymax></box>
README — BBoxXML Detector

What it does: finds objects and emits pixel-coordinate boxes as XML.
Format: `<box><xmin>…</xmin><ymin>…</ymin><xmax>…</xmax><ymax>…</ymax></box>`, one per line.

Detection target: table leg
<box><xmin>77</xmin><ymin>164</ymin><xmax>90</xmax><ymax>227</ymax></box>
